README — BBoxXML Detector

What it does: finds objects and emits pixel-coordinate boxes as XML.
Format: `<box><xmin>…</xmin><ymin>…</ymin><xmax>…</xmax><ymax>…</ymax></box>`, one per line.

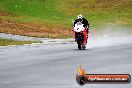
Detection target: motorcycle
<box><xmin>73</xmin><ymin>22</ymin><xmax>88</xmax><ymax>50</ymax></box>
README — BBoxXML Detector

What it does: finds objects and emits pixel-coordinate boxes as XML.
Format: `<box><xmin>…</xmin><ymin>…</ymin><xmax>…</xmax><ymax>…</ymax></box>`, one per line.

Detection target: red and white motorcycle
<box><xmin>73</xmin><ymin>22</ymin><xmax>88</xmax><ymax>50</ymax></box>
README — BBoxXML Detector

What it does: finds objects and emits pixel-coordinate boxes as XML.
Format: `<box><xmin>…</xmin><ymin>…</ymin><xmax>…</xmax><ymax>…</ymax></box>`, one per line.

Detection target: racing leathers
<box><xmin>73</xmin><ymin>17</ymin><xmax>90</xmax><ymax>33</ymax></box>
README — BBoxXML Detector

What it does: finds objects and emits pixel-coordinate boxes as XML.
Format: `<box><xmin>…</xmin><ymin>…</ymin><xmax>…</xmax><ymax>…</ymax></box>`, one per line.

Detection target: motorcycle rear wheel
<box><xmin>82</xmin><ymin>45</ymin><xmax>86</xmax><ymax>50</ymax></box>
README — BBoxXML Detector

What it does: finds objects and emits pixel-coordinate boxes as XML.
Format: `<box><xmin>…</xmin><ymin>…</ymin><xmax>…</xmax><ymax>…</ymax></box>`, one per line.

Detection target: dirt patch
<box><xmin>0</xmin><ymin>19</ymin><xmax>72</xmax><ymax>38</ymax></box>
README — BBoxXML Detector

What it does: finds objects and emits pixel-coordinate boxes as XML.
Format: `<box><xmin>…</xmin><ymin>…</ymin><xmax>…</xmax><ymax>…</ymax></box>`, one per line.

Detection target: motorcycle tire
<box><xmin>77</xmin><ymin>41</ymin><xmax>81</xmax><ymax>50</ymax></box>
<box><xmin>82</xmin><ymin>45</ymin><xmax>86</xmax><ymax>50</ymax></box>
<box><xmin>82</xmin><ymin>43</ymin><xmax>87</xmax><ymax>50</ymax></box>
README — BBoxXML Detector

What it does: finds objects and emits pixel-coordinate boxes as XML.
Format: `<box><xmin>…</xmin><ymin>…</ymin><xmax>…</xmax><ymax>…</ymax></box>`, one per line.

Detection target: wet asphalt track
<box><xmin>0</xmin><ymin>37</ymin><xmax>132</xmax><ymax>88</ymax></box>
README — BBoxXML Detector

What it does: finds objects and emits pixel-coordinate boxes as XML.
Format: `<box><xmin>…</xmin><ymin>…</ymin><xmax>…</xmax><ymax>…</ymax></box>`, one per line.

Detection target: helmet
<box><xmin>77</xmin><ymin>14</ymin><xmax>83</xmax><ymax>19</ymax></box>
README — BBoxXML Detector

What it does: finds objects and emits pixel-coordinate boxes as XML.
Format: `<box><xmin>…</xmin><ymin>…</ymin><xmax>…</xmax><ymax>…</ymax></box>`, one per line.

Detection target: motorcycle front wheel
<box><xmin>77</xmin><ymin>41</ymin><xmax>81</xmax><ymax>50</ymax></box>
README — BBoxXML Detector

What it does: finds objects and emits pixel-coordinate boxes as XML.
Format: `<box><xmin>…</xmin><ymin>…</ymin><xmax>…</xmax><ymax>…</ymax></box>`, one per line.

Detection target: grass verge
<box><xmin>0</xmin><ymin>38</ymin><xmax>40</xmax><ymax>46</ymax></box>
<box><xmin>0</xmin><ymin>0</ymin><xmax>131</xmax><ymax>38</ymax></box>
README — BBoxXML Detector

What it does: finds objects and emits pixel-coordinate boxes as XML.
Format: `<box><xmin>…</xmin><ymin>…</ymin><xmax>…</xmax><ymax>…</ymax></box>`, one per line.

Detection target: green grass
<box><xmin>0</xmin><ymin>0</ymin><xmax>70</xmax><ymax>27</ymax></box>
<box><xmin>58</xmin><ymin>0</ymin><xmax>132</xmax><ymax>27</ymax></box>
<box><xmin>0</xmin><ymin>0</ymin><xmax>132</xmax><ymax>29</ymax></box>
<box><xmin>0</xmin><ymin>38</ymin><xmax>40</xmax><ymax>46</ymax></box>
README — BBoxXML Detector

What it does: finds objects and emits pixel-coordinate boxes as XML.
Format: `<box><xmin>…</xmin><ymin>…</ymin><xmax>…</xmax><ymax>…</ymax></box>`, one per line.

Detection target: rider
<box><xmin>73</xmin><ymin>14</ymin><xmax>90</xmax><ymax>42</ymax></box>
<box><xmin>73</xmin><ymin>14</ymin><xmax>90</xmax><ymax>33</ymax></box>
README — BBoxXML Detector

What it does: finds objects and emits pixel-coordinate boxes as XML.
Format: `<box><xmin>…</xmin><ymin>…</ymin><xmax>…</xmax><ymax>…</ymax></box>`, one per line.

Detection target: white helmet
<box><xmin>77</xmin><ymin>14</ymin><xmax>83</xmax><ymax>19</ymax></box>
